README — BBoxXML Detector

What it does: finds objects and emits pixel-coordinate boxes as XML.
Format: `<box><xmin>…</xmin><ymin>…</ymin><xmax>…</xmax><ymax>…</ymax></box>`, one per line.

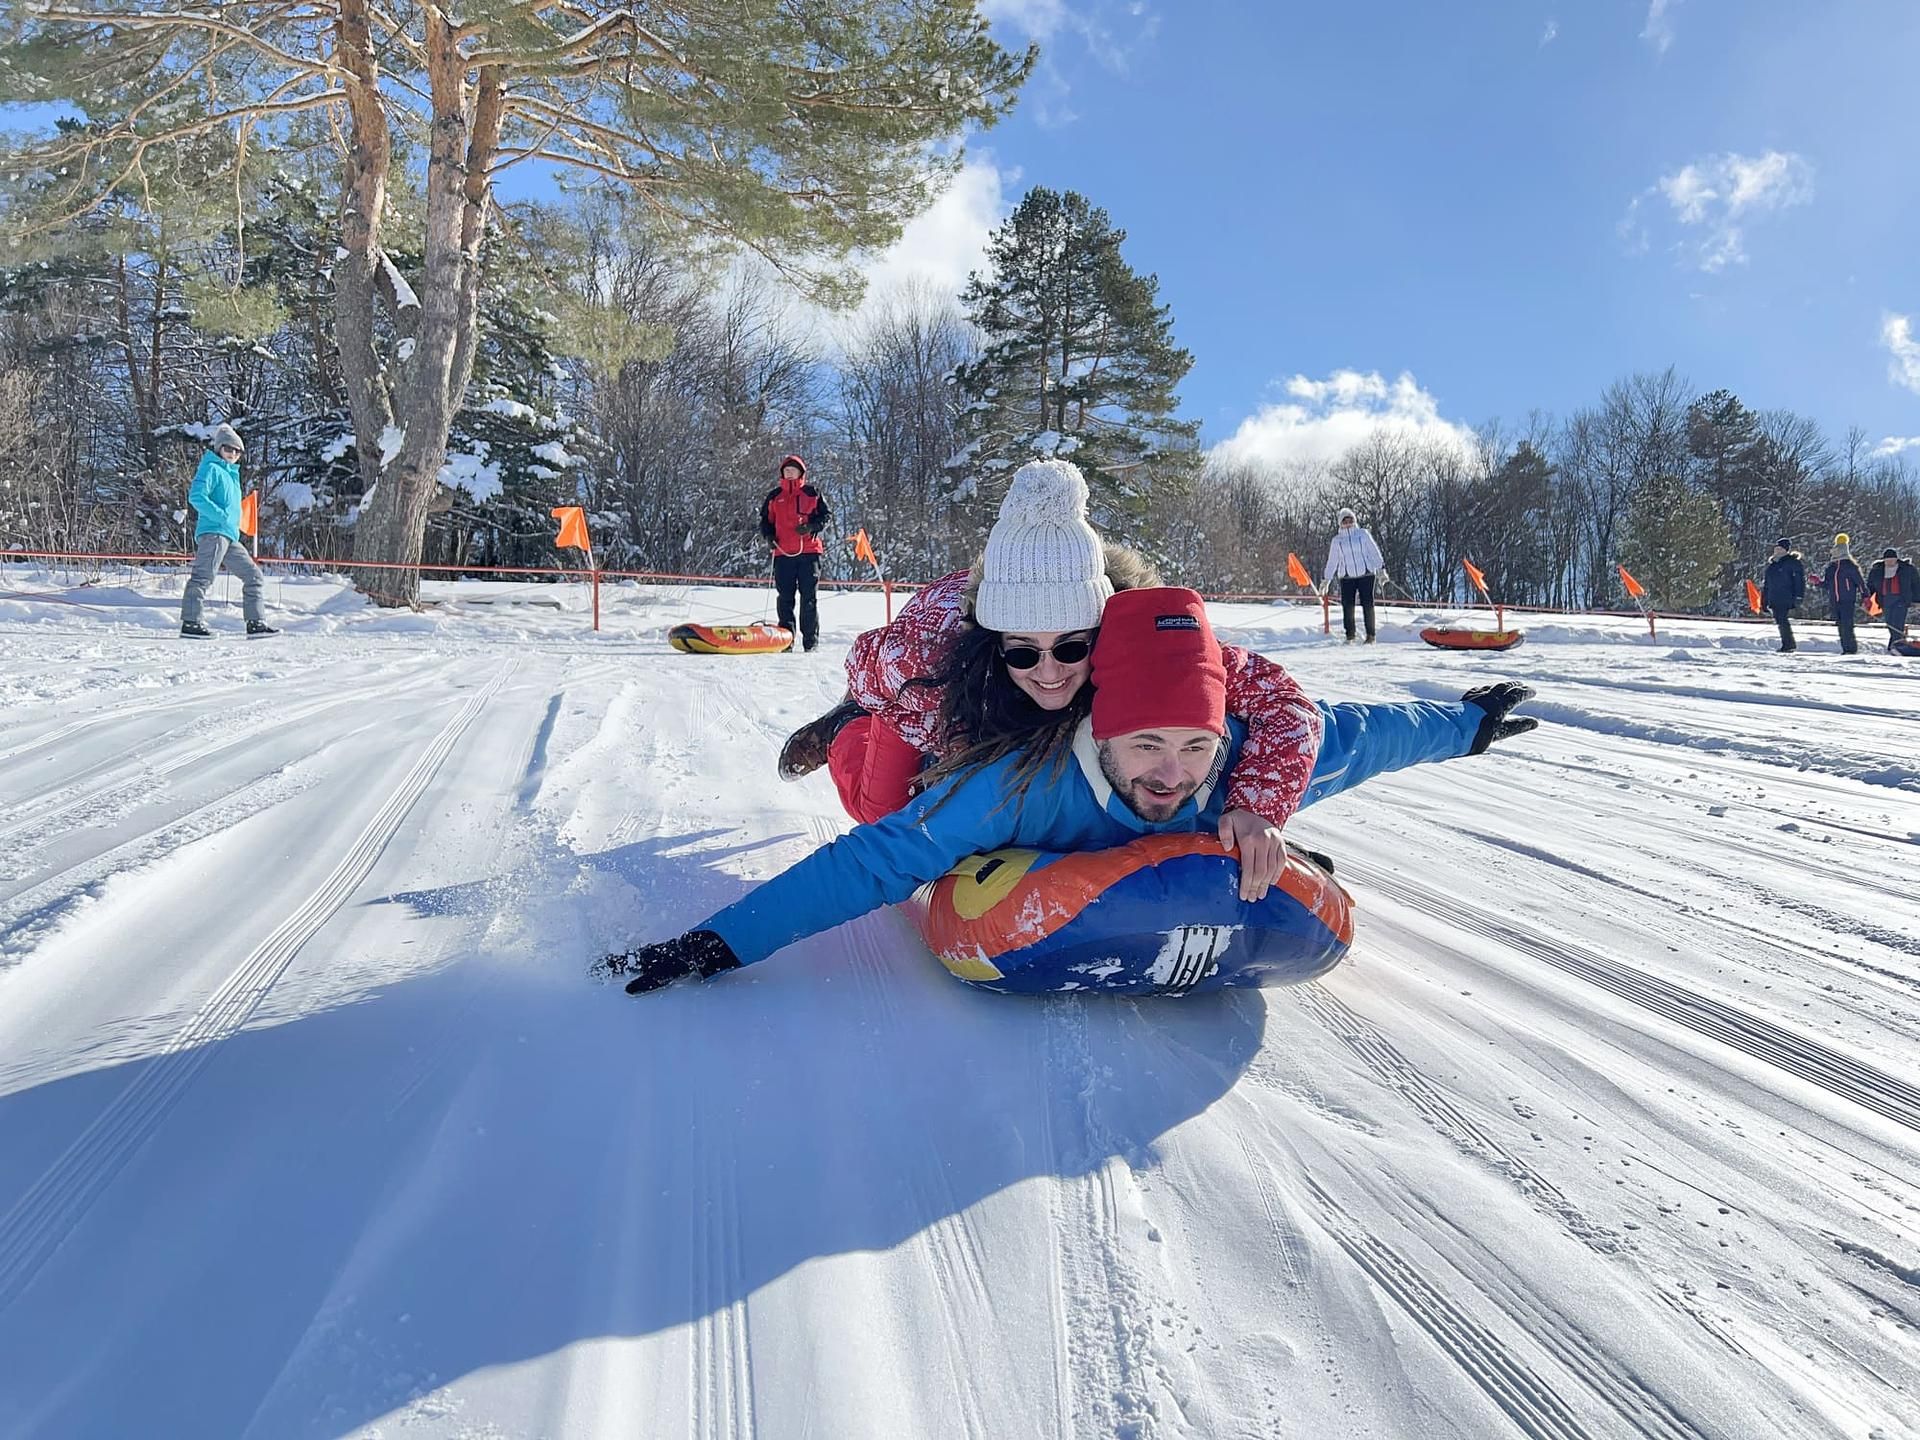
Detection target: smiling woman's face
<box><xmin>997</xmin><ymin>629</ymin><xmax>1094</xmax><ymax>710</ymax></box>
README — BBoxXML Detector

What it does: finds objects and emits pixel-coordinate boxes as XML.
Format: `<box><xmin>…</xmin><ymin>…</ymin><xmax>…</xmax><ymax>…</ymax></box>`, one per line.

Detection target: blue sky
<box><xmin>10</xmin><ymin>3</ymin><xmax>1914</xmax><ymax>464</ymax></box>
<box><xmin>907</xmin><ymin>0</ymin><xmax>1920</xmax><ymax>465</ymax></box>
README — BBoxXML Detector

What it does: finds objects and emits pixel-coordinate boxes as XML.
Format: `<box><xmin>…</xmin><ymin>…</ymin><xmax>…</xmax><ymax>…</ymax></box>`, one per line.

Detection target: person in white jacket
<box><xmin>1322</xmin><ymin>507</ymin><xmax>1386</xmax><ymax>644</ymax></box>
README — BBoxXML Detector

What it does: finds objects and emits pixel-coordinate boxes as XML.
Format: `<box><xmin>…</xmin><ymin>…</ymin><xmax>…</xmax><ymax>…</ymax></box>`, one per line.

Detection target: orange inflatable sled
<box><xmin>1419</xmin><ymin>626</ymin><xmax>1525</xmax><ymax>653</ymax></box>
<box><xmin>668</xmin><ymin>622</ymin><xmax>794</xmax><ymax>655</ymax></box>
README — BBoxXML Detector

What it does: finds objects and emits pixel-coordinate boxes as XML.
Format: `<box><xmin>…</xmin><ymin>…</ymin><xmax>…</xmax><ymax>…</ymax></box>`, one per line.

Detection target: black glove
<box><xmin>592</xmin><ymin>929</ymin><xmax>742</xmax><ymax>995</ymax></box>
<box><xmin>1462</xmin><ymin>682</ymin><xmax>1538</xmax><ymax>755</ymax></box>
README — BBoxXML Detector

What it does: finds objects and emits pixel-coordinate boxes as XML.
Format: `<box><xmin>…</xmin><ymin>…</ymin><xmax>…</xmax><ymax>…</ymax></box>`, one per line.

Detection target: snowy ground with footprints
<box><xmin>1</xmin><ymin>569</ymin><xmax>1916</xmax><ymax>1440</ymax></box>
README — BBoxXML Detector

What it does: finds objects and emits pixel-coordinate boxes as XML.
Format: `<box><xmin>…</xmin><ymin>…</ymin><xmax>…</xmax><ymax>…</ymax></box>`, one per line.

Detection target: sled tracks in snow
<box><xmin>1344</xmin><ymin>860</ymin><xmax>1920</xmax><ymax>1137</ymax></box>
<box><xmin>1301</xmin><ymin>1174</ymin><xmax>1708</xmax><ymax>1440</ymax></box>
<box><xmin>0</xmin><ymin>664</ymin><xmax>513</xmax><ymax>1311</ymax></box>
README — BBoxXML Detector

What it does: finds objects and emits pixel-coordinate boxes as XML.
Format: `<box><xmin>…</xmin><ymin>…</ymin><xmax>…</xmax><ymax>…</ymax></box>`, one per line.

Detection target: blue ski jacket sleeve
<box><xmin>188</xmin><ymin>451</ymin><xmax>243</xmax><ymax>541</ymax></box>
<box><xmin>706</xmin><ymin>760</ymin><xmax>1054</xmax><ymax>965</ymax></box>
<box><xmin>1298</xmin><ymin>698</ymin><xmax>1478</xmax><ymax>808</ymax></box>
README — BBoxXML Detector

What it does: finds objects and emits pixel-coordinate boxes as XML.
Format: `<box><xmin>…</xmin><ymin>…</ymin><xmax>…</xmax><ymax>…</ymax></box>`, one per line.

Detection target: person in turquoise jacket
<box><xmin>597</xmin><ymin>588</ymin><xmax>1537</xmax><ymax>994</ymax></box>
<box><xmin>180</xmin><ymin>422</ymin><xmax>277</xmax><ymax>638</ymax></box>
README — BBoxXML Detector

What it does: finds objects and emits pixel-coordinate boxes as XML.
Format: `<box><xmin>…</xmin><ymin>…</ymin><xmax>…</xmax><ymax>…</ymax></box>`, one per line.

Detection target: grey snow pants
<box><xmin>181</xmin><ymin>533</ymin><xmax>265</xmax><ymax>627</ymax></box>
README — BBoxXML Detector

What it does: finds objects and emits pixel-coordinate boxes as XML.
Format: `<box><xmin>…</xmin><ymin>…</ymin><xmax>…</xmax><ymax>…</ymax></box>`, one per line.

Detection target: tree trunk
<box><xmin>346</xmin><ymin>12</ymin><xmax>497</xmax><ymax>607</ymax></box>
<box><xmin>334</xmin><ymin>0</ymin><xmax>398</xmax><ymax>598</ymax></box>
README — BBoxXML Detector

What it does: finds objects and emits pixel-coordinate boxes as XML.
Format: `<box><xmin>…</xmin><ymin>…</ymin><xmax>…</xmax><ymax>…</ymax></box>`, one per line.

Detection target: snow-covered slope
<box><xmin>1</xmin><ymin>571</ymin><xmax>1916</xmax><ymax>1440</ymax></box>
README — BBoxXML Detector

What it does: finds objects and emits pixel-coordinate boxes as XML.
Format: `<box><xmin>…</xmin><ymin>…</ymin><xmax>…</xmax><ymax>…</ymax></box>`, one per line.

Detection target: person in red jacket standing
<box><xmin>760</xmin><ymin>454</ymin><xmax>831</xmax><ymax>651</ymax></box>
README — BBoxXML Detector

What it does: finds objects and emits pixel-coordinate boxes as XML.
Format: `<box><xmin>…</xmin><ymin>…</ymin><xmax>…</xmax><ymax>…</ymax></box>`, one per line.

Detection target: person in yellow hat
<box><xmin>1815</xmin><ymin>533</ymin><xmax>1866</xmax><ymax>654</ymax></box>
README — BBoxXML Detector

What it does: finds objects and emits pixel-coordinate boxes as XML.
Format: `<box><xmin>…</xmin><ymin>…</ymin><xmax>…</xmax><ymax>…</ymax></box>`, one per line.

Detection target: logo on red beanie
<box><xmin>1091</xmin><ymin>588</ymin><xmax>1227</xmax><ymax>740</ymax></box>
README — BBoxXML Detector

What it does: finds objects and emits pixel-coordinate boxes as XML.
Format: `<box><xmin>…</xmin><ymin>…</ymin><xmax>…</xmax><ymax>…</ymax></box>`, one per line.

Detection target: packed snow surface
<box><xmin>0</xmin><ymin>567</ymin><xmax>1916</xmax><ymax>1439</ymax></box>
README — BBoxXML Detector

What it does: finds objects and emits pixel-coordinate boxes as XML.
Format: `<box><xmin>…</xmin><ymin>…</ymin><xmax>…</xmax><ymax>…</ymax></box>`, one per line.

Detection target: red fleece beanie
<box><xmin>1090</xmin><ymin>587</ymin><xmax>1228</xmax><ymax>740</ymax></box>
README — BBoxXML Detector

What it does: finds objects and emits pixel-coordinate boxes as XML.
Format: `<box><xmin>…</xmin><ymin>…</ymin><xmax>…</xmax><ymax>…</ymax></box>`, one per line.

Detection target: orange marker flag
<box><xmin>1463</xmin><ymin>557</ymin><xmax>1489</xmax><ymax>597</ymax></box>
<box><xmin>551</xmin><ymin>506</ymin><xmax>590</xmax><ymax>552</ymax></box>
<box><xmin>1867</xmin><ymin>591</ymin><xmax>1882</xmax><ymax>617</ymax></box>
<box><xmin>239</xmin><ymin>491</ymin><xmax>258</xmax><ymax>538</ymax></box>
<box><xmin>852</xmin><ymin>527</ymin><xmax>878</xmax><ymax>567</ymax></box>
<box><xmin>1286</xmin><ymin>552</ymin><xmax>1313</xmax><ymax>589</ymax></box>
<box><xmin>1619</xmin><ymin>565</ymin><xmax>1646</xmax><ymax>599</ymax></box>
<box><xmin>1744</xmin><ymin>578</ymin><xmax>1763</xmax><ymax>614</ymax></box>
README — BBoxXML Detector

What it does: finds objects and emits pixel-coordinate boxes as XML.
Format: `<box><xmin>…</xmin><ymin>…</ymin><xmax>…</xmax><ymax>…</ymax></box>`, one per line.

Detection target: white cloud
<box><xmin>1540</xmin><ymin>18</ymin><xmax>1559</xmax><ymax>46</ymax></box>
<box><xmin>852</xmin><ymin>156</ymin><xmax>1008</xmax><ymax>305</ymax></box>
<box><xmin>1210</xmin><ymin>370</ymin><xmax>1475</xmax><ymax>471</ymax></box>
<box><xmin>979</xmin><ymin>0</ymin><xmax>1070</xmax><ymax>39</ymax></box>
<box><xmin>1641</xmin><ymin>0</ymin><xmax>1681</xmax><ymax>54</ymax></box>
<box><xmin>1871</xmin><ymin>435</ymin><xmax>1920</xmax><ymax>459</ymax></box>
<box><xmin>1626</xmin><ymin>150</ymin><xmax>1813</xmax><ymax>271</ymax></box>
<box><xmin>1884</xmin><ymin>313</ymin><xmax>1920</xmax><ymax>396</ymax></box>
<box><xmin>744</xmin><ymin>154</ymin><xmax>1009</xmax><ymax>350</ymax></box>
<box><xmin>979</xmin><ymin>0</ymin><xmax>1159</xmax><ymax>124</ymax></box>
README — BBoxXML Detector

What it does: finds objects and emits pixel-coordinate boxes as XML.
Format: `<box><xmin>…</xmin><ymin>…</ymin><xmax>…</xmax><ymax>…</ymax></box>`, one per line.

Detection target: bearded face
<box><xmin>1097</xmin><ymin>728</ymin><xmax>1224</xmax><ymax>821</ymax></box>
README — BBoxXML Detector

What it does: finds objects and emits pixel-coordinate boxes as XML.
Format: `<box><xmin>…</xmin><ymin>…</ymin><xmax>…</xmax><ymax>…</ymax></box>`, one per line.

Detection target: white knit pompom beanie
<box><xmin>973</xmin><ymin>458</ymin><xmax>1113</xmax><ymax>633</ymax></box>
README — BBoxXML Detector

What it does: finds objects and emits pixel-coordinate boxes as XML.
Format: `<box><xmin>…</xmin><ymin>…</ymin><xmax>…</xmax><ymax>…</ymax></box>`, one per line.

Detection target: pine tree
<box><xmin>2</xmin><ymin>2</ymin><xmax>1031</xmax><ymax>603</ymax></box>
<box><xmin>1619</xmin><ymin>472</ymin><xmax>1733</xmax><ymax>610</ymax></box>
<box><xmin>1471</xmin><ymin>439</ymin><xmax>1556</xmax><ymax>602</ymax></box>
<box><xmin>951</xmin><ymin>188</ymin><xmax>1198</xmax><ymax>542</ymax></box>
<box><xmin>1686</xmin><ymin>389</ymin><xmax>1762</xmax><ymax>504</ymax></box>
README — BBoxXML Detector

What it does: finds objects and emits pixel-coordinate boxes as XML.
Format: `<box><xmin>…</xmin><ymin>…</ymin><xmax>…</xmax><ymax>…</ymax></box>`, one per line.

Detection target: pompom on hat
<box><xmin>973</xmin><ymin>459</ymin><xmax>1113</xmax><ymax>633</ymax></box>
<box><xmin>1834</xmin><ymin>532</ymin><xmax>1851</xmax><ymax>546</ymax></box>
<box><xmin>1090</xmin><ymin>587</ymin><xmax>1227</xmax><ymax>741</ymax></box>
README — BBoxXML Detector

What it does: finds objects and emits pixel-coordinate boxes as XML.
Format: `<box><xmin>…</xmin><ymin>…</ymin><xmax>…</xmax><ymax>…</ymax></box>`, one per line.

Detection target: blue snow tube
<box><xmin>908</xmin><ymin>834</ymin><xmax>1353</xmax><ymax>996</ymax></box>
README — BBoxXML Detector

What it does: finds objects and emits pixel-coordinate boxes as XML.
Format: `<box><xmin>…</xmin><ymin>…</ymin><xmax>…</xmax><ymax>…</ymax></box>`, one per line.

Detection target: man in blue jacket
<box><xmin>598</xmin><ymin>588</ymin><xmax>1537</xmax><ymax>995</ymax></box>
<box><xmin>180</xmin><ymin>423</ymin><xmax>277</xmax><ymax>639</ymax></box>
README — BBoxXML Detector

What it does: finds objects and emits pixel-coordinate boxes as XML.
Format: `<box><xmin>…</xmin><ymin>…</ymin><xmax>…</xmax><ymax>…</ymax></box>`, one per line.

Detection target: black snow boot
<box><xmin>778</xmin><ymin>696</ymin><xmax>866</xmax><ymax>781</ymax></box>
<box><xmin>246</xmin><ymin>620</ymin><xmax>280</xmax><ymax>638</ymax></box>
<box><xmin>180</xmin><ymin>621</ymin><xmax>212</xmax><ymax>639</ymax></box>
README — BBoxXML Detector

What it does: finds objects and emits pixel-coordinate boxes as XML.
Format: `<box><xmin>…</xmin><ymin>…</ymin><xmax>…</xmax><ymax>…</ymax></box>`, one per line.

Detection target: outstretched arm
<box><xmin>1298</xmin><ymin>684</ymin><xmax>1536</xmax><ymax>810</ymax></box>
<box><xmin>597</xmin><ymin>760</ymin><xmax>1030</xmax><ymax>991</ymax></box>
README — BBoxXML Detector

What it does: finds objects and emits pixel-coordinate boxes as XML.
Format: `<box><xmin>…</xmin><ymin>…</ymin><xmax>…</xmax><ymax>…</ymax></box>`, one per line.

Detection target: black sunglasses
<box><xmin>999</xmin><ymin>636</ymin><xmax>1094</xmax><ymax>670</ymax></box>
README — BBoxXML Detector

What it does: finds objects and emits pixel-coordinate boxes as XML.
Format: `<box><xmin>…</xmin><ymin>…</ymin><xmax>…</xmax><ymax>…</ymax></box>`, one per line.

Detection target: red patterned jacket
<box><xmin>845</xmin><ymin>571</ymin><xmax>1323</xmax><ymax>827</ymax></box>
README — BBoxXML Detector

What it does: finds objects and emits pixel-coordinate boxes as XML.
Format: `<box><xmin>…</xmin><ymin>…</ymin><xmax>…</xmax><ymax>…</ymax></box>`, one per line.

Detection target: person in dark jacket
<box><xmin>1866</xmin><ymin>547</ymin><xmax>1919</xmax><ymax>651</ymax></box>
<box><xmin>759</xmin><ymin>454</ymin><xmax>830</xmax><ymax>651</ymax></box>
<box><xmin>1816</xmin><ymin>534</ymin><xmax>1866</xmax><ymax>655</ymax></box>
<box><xmin>1760</xmin><ymin>538</ymin><xmax>1806</xmax><ymax>652</ymax></box>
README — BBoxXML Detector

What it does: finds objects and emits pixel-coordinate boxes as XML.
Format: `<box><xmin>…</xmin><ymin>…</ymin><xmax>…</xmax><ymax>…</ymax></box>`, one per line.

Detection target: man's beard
<box><xmin>1099</xmin><ymin>747</ymin><xmax>1200</xmax><ymax>821</ymax></box>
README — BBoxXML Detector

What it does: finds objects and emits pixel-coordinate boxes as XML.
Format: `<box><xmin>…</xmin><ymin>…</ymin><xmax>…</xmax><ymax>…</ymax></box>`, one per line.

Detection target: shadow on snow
<box><xmin>0</xmin><ymin>826</ymin><xmax>1263</xmax><ymax>1439</ymax></box>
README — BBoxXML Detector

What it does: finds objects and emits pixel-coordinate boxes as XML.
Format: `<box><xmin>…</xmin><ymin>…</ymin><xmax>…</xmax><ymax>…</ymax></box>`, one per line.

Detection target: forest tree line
<box><xmin>2</xmin><ymin>178</ymin><xmax>1915</xmax><ymax>615</ymax></box>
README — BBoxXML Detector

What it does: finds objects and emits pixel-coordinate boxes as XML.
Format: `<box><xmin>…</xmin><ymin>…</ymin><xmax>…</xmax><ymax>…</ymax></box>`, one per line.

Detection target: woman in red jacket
<box><xmin>760</xmin><ymin>454</ymin><xmax>830</xmax><ymax>651</ymax></box>
<box><xmin>778</xmin><ymin>459</ymin><xmax>1323</xmax><ymax>848</ymax></box>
